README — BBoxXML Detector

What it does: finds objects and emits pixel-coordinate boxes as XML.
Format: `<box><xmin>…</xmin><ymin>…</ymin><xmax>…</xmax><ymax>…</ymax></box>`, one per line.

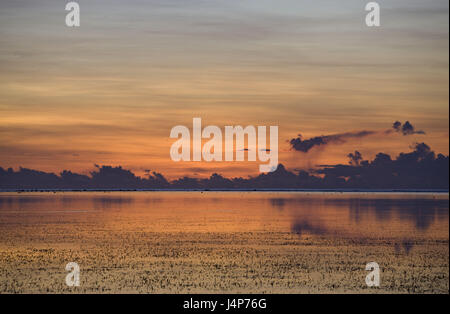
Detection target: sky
<box><xmin>0</xmin><ymin>0</ymin><xmax>448</xmax><ymax>179</ymax></box>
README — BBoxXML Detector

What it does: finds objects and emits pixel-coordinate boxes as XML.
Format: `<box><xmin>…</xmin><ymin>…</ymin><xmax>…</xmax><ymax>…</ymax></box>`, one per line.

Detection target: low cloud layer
<box><xmin>392</xmin><ymin>121</ymin><xmax>425</xmax><ymax>135</ymax></box>
<box><xmin>290</xmin><ymin>121</ymin><xmax>426</xmax><ymax>153</ymax></box>
<box><xmin>0</xmin><ymin>143</ymin><xmax>447</xmax><ymax>190</ymax></box>
<box><xmin>290</xmin><ymin>131</ymin><xmax>374</xmax><ymax>153</ymax></box>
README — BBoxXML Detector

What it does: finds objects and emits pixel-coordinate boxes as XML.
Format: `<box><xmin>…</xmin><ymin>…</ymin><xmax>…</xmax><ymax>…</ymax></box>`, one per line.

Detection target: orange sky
<box><xmin>0</xmin><ymin>1</ymin><xmax>448</xmax><ymax>179</ymax></box>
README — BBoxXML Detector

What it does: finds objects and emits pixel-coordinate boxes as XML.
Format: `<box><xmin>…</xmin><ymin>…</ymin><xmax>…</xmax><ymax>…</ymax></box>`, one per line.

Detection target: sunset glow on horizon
<box><xmin>0</xmin><ymin>0</ymin><xmax>448</xmax><ymax>179</ymax></box>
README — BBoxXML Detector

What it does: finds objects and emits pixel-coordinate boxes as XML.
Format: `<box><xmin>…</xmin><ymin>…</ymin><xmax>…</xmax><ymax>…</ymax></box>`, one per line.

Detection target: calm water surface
<box><xmin>0</xmin><ymin>192</ymin><xmax>448</xmax><ymax>293</ymax></box>
<box><xmin>0</xmin><ymin>192</ymin><xmax>447</xmax><ymax>239</ymax></box>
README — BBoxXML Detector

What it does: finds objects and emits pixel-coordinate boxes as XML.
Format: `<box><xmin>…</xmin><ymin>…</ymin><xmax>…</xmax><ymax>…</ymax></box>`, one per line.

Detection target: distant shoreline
<box><xmin>0</xmin><ymin>189</ymin><xmax>448</xmax><ymax>194</ymax></box>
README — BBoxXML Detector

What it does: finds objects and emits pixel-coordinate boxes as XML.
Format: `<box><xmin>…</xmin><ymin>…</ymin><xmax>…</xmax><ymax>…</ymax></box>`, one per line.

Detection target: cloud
<box><xmin>347</xmin><ymin>151</ymin><xmax>363</xmax><ymax>166</ymax></box>
<box><xmin>1</xmin><ymin>143</ymin><xmax>448</xmax><ymax>190</ymax></box>
<box><xmin>289</xmin><ymin>131</ymin><xmax>375</xmax><ymax>153</ymax></box>
<box><xmin>316</xmin><ymin>142</ymin><xmax>448</xmax><ymax>189</ymax></box>
<box><xmin>291</xmin><ymin>121</ymin><xmax>426</xmax><ymax>153</ymax></box>
<box><xmin>392</xmin><ymin>121</ymin><xmax>425</xmax><ymax>135</ymax></box>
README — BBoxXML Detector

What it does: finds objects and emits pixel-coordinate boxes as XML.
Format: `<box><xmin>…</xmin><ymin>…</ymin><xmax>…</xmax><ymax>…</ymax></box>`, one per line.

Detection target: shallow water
<box><xmin>0</xmin><ymin>192</ymin><xmax>448</xmax><ymax>293</ymax></box>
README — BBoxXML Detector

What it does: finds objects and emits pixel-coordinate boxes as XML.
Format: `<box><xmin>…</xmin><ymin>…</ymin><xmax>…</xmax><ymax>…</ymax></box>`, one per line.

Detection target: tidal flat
<box><xmin>0</xmin><ymin>192</ymin><xmax>448</xmax><ymax>293</ymax></box>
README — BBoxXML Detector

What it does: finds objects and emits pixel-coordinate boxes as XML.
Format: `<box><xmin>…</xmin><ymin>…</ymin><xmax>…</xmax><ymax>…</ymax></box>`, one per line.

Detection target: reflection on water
<box><xmin>270</xmin><ymin>196</ymin><xmax>448</xmax><ymax>232</ymax></box>
<box><xmin>0</xmin><ymin>192</ymin><xmax>448</xmax><ymax>293</ymax></box>
<box><xmin>0</xmin><ymin>192</ymin><xmax>448</xmax><ymax>241</ymax></box>
<box><xmin>0</xmin><ymin>192</ymin><xmax>449</xmax><ymax>237</ymax></box>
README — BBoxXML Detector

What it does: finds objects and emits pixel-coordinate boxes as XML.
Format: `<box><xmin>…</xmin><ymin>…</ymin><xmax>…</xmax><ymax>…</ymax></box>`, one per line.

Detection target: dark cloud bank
<box><xmin>290</xmin><ymin>121</ymin><xmax>425</xmax><ymax>153</ymax></box>
<box><xmin>392</xmin><ymin>121</ymin><xmax>425</xmax><ymax>136</ymax></box>
<box><xmin>0</xmin><ymin>143</ymin><xmax>448</xmax><ymax>190</ymax></box>
<box><xmin>290</xmin><ymin>130</ymin><xmax>375</xmax><ymax>153</ymax></box>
